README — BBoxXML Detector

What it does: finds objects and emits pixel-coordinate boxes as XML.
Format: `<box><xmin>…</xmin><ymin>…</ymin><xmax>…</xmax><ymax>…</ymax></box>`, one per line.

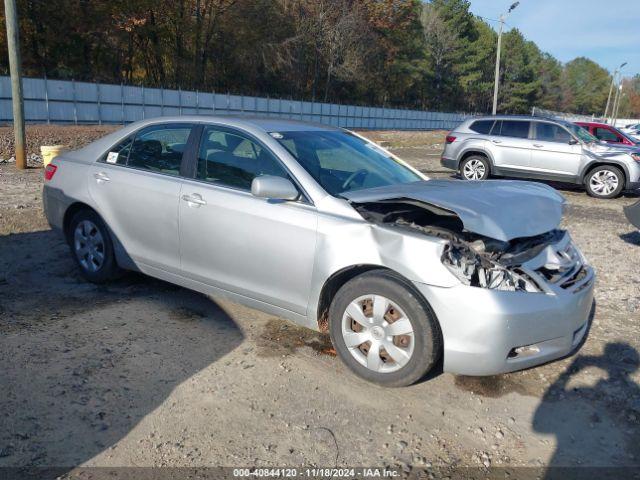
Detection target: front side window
<box><xmin>126</xmin><ymin>123</ymin><xmax>194</xmax><ymax>176</ymax></box>
<box><xmin>497</xmin><ymin>121</ymin><xmax>531</xmax><ymax>139</ymax></box>
<box><xmin>196</xmin><ymin>126</ymin><xmax>289</xmax><ymax>190</ymax></box>
<box><xmin>535</xmin><ymin>123</ymin><xmax>572</xmax><ymax>143</ymax></box>
<box><xmin>565</xmin><ymin>122</ymin><xmax>597</xmax><ymax>143</ymax></box>
<box><xmin>594</xmin><ymin>127</ymin><xmax>620</xmax><ymax>142</ymax></box>
<box><xmin>274</xmin><ymin>130</ymin><xmax>422</xmax><ymax>196</ymax></box>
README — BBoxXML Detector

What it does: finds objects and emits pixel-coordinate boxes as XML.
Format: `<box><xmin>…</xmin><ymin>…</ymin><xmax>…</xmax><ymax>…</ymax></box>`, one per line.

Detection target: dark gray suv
<box><xmin>441</xmin><ymin>115</ymin><xmax>640</xmax><ymax>199</ymax></box>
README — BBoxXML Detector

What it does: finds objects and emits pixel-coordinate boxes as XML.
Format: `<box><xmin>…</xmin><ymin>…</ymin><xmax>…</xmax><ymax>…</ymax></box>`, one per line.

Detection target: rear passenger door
<box><xmin>530</xmin><ymin>122</ymin><xmax>582</xmax><ymax>177</ymax></box>
<box><xmin>487</xmin><ymin>120</ymin><xmax>532</xmax><ymax>170</ymax></box>
<box><xmin>88</xmin><ymin>122</ymin><xmax>197</xmax><ymax>274</ymax></box>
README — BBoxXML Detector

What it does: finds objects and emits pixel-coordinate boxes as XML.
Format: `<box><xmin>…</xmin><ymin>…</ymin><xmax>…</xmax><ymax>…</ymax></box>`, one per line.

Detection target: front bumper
<box><xmin>413</xmin><ymin>266</ymin><xmax>595</xmax><ymax>376</ymax></box>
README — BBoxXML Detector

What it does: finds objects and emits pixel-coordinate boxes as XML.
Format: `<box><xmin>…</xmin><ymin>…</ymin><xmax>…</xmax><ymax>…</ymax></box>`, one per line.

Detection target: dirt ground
<box><xmin>1</xmin><ymin>126</ymin><xmax>639</xmax><ymax>478</ymax></box>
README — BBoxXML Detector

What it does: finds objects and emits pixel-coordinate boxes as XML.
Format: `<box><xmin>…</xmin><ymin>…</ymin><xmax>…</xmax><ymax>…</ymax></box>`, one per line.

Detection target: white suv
<box><xmin>441</xmin><ymin>115</ymin><xmax>640</xmax><ymax>199</ymax></box>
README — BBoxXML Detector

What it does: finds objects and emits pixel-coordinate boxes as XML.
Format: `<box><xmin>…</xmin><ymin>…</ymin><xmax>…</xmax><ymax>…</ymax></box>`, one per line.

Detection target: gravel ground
<box><xmin>0</xmin><ymin>126</ymin><xmax>639</xmax><ymax>477</ymax></box>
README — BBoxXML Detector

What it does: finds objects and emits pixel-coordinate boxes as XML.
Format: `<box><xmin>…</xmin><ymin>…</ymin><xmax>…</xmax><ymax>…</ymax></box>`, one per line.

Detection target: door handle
<box><xmin>93</xmin><ymin>172</ymin><xmax>110</xmax><ymax>183</ymax></box>
<box><xmin>182</xmin><ymin>193</ymin><xmax>207</xmax><ymax>207</ymax></box>
<box><xmin>533</xmin><ymin>144</ymin><xmax>544</xmax><ymax>148</ymax></box>
<box><xmin>491</xmin><ymin>139</ymin><xmax>502</xmax><ymax>144</ymax></box>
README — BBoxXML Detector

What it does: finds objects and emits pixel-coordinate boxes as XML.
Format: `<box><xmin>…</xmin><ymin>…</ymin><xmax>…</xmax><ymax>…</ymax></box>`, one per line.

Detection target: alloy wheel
<box><xmin>463</xmin><ymin>159</ymin><xmax>486</xmax><ymax>180</ymax></box>
<box><xmin>589</xmin><ymin>170</ymin><xmax>619</xmax><ymax>196</ymax></box>
<box><xmin>341</xmin><ymin>294</ymin><xmax>415</xmax><ymax>373</ymax></box>
<box><xmin>73</xmin><ymin>220</ymin><xmax>105</xmax><ymax>272</ymax></box>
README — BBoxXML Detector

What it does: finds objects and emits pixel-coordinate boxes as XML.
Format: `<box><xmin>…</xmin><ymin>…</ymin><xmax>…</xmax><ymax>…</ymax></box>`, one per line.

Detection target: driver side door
<box><xmin>178</xmin><ymin>125</ymin><xmax>318</xmax><ymax>315</ymax></box>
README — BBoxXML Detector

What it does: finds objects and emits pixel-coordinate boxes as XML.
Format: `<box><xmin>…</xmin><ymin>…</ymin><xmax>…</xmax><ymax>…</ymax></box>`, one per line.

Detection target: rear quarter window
<box><xmin>99</xmin><ymin>136</ymin><xmax>134</xmax><ymax>165</ymax></box>
<box><xmin>469</xmin><ymin>120</ymin><xmax>495</xmax><ymax>134</ymax></box>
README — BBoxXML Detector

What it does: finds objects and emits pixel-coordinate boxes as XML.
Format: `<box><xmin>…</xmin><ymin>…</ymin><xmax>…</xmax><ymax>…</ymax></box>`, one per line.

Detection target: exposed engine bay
<box><xmin>353</xmin><ymin>199</ymin><xmax>568</xmax><ymax>293</ymax></box>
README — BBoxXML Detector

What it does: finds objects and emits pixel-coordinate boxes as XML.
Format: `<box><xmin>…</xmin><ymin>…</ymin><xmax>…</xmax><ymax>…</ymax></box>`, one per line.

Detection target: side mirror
<box><xmin>569</xmin><ymin>138</ymin><xmax>579</xmax><ymax>145</ymax></box>
<box><xmin>251</xmin><ymin>175</ymin><xmax>299</xmax><ymax>201</ymax></box>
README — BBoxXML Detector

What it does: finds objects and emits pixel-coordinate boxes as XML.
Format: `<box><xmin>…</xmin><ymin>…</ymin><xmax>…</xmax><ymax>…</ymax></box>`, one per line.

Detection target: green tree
<box><xmin>561</xmin><ymin>57</ymin><xmax>610</xmax><ymax>115</ymax></box>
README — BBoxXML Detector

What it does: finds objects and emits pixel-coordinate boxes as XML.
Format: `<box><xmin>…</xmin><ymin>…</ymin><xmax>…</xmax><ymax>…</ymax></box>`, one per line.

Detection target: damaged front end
<box><xmin>354</xmin><ymin>199</ymin><xmax>588</xmax><ymax>295</ymax></box>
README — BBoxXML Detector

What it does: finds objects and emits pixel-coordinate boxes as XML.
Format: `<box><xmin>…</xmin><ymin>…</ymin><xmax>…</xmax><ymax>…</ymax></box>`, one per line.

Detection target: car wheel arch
<box><xmin>315</xmin><ymin>265</ymin><xmax>441</xmax><ymax>336</ymax></box>
<box><xmin>62</xmin><ymin>202</ymin><xmax>136</xmax><ymax>270</ymax></box>
<box><xmin>581</xmin><ymin>161</ymin><xmax>628</xmax><ymax>187</ymax></box>
<box><xmin>63</xmin><ymin>202</ymin><xmax>99</xmax><ymax>242</ymax></box>
<box><xmin>459</xmin><ymin>150</ymin><xmax>494</xmax><ymax>171</ymax></box>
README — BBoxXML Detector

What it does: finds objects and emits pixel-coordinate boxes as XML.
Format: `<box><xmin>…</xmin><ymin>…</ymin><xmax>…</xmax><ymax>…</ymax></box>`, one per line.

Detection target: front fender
<box><xmin>306</xmin><ymin>215</ymin><xmax>459</xmax><ymax>328</ymax></box>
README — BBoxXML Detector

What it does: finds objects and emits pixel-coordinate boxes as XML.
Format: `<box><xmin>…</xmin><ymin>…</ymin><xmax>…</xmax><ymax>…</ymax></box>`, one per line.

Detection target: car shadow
<box><xmin>0</xmin><ymin>229</ymin><xmax>244</xmax><ymax>472</ymax></box>
<box><xmin>532</xmin><ymin>342</ymin><xmax>640</xmax><ymax>478</ymax></box>
<box><xmin>620</xmin><ymin>231</ymin><xmax>640</xmax><ymax>246</ymax></box>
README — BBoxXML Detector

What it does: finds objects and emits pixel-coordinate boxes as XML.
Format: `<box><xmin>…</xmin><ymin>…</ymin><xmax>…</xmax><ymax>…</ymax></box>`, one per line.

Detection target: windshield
<box><xmin>565</xmin><ymin>123</ymin><xmax>598</xmax><ymax>143</ymax></box>
<box><xmin>273</xmin><ymin>130</ymin><xmax>423</xmax><ymax>195</ymax></box>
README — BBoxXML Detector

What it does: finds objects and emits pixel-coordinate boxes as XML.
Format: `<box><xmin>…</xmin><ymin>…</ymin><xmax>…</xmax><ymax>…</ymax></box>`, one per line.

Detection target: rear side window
<box><xmin>127</xmin><ymin>123</ymin><xmax>195</xmax><ymax>176</ymax></box>
<box><xmin>535</xmin><ymin>123</ymin><xmax>572</xmax><ymax>143</ymax></box>
<box><xmin>594</xmin><ymin>127</ymin><xmax>620</xmax><ymax>142</ymax></box>
<box><xmin>497</xmin><ymin>121</ymin><xmax>531</xmax><ymax>139</ymax></box>
<box><xmin>469</xmin><ymin>120</ymin><xmax>494</xmax><ymax>134</ymax></box>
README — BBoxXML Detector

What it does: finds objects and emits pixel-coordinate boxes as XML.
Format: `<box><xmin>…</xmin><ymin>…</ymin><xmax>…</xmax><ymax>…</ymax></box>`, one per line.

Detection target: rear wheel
<box><xmin>67</xmin><ymin>209</ymin><xmax>121</xmax><ymax>283</ymax></box>
<box><xmin>585</xmin><ymin>165</ymin><xmax>624</xmax><ymax>199</ymax></box>
<box><xmin>329</xmin><ymin>270</ymin><xmax>442</xmax><ymax>387</ymax></box>
<box><xmin>460</xmin><ymin>155</ymin><xmax>490</xmax><ymax>180</ymax></box>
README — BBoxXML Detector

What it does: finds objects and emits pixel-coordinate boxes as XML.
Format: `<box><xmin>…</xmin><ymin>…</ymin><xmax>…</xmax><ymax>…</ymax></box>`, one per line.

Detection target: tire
<box><xmin>460</xmin><ymin>155</ymin><xmax>490</xmax><ymax>180</ymax></box>
<box><xmin>67</xmin><ymin>209</ymin><xmax>122</xmax><ymax>283</ymax></box>
<box><xmin>585</xmin><ymin>165</ymin><xmax>624</xmax><ymax>199</ymax></box>
<box><xmin>328</xmin><ymin>270</ymin><xmax>442</xmax><ymax>387</ymax></box>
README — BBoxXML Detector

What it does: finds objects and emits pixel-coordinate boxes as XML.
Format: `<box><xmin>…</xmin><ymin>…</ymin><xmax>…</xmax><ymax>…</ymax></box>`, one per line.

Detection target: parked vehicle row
<box><xmin>43</xmin><ymin>116</ymin><xmax>594</xmax><ymax>386</ymax></box>
<box><xmin>441</xmin><ymin>115</ymin><xmax>640</xmax><ymax>199</ymax></box>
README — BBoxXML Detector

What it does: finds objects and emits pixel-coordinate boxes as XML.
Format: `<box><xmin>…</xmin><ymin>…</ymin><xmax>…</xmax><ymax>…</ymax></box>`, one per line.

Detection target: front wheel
<box><xmin>460</xmin><ymin>155</ymin><xmax>490</xmax><ymax>180</ymax></box>
<box><xmin>329</xmin><ymin>271</ymin><xmax>442</xmax><ymax>387</ymax></box>
<box><xmin>585</xmin><ymin>165</ymin><xmax>624</xmax><ymax>199</ymax></box>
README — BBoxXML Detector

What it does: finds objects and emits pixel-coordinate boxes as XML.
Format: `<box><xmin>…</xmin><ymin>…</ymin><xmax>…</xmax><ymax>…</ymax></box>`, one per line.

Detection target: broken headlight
<box><xmin>441</xmin><ymin>243</ymin><xmax>542</xmax><ymax>292</ymax></box>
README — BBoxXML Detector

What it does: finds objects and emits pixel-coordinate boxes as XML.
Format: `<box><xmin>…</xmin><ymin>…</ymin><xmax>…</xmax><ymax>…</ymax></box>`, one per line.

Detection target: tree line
<box><xmin>1</xmin><ymin>0</ymin><xmax>639</xmax><ymax>117</ymax></box>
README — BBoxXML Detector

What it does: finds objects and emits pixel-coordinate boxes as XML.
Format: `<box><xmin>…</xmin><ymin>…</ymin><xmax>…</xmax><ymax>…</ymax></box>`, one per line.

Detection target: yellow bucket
<box><xmin>40</xmin><ymin>145</ymin><xmax>67</xmax><ymax>167</ymax></box>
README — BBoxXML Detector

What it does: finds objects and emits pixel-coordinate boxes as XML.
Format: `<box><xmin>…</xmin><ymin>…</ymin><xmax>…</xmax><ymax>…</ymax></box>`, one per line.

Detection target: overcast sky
<box><xmin>467</xmin><ymin>0</ymin><xmax>640</xmax><ymax>78</ymax></box>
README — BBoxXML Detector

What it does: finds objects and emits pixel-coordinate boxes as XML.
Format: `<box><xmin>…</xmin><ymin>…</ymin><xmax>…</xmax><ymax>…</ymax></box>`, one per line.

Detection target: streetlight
<box><xmin>604</xmin><ymin>61</ymin><xmax>627</xmax><ymax>120</ymax></box>
<box><xmin>492</xmin><ymin>1</ymin><xmax>519</xmax><ymax>115</ymax></box>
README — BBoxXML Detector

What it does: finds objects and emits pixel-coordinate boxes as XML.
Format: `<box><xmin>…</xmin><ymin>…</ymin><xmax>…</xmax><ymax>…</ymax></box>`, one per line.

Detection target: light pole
<box><xmin>492</xmin><ymin>2</ymin><xmax>519</xmax><ymax>115</ymax></box>
<box><xmin>604</xmin><ymin>62</ymin><xmax>627</xmax><ymax>120</ymax></box>
<box><xmin>613</xmin><ymin>86</ymin><xmax>624</xmax><ymax>127</ymax></box>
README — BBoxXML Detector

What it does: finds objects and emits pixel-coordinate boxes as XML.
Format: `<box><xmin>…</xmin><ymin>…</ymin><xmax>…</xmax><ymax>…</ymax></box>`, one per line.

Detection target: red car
<box><xmin>576</xmin><ymin>121</ymin><xmax>640</xmax><ymax>146</ymax></box>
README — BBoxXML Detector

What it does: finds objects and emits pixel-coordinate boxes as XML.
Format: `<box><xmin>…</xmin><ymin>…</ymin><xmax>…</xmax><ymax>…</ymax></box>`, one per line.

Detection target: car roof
<box><xmin>575</xmin><ymin>121</ymin><xmax>612</xmax><ymax>128</ymax></box>
<box><xmin>470</xmin><ymin>115</ymin><xmax>544</xmax><ymax>122</ymax></box>
<box><xmin>126</xmin><ymin>115</ymin><xmax>340</xmax><ymax>133</ymax></box>
<box><xmin>64</xmin><ymin>115</ymin><xmax>341</xmax><ymax>163</ymax></box>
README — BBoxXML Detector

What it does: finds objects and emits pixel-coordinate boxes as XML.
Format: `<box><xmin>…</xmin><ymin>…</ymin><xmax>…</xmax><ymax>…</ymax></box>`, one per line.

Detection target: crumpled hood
<box><xmin>343</xmin><ymin>180</ymin><xmax>566</xmax><ymax>242</ymax></box>
<box><xmin>587</xmin><ymin>142</ymin><xmax>640</xmax><ymax>156</ymax></box>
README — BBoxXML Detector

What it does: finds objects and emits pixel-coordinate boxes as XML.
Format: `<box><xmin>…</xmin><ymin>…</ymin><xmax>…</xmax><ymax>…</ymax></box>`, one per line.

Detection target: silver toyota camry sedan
<box><xmin>43</xmin><ymin>116</ymin><xmax>595</xmax><ymax>387</ymax></box>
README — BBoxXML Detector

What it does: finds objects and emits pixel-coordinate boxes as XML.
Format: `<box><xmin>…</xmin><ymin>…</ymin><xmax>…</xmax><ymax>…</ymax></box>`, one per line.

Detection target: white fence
<box><xmin>532</xmin><ymin>106</ymin><xmax>639</xmax><ymax>128</ymax></box>
<box><xmin>0</xmin><ymin>76</ymin><xmax>473</xmax><ymax>131</ymax></box>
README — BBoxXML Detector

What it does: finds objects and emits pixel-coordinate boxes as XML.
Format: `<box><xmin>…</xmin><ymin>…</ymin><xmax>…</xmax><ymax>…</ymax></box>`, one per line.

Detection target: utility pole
<box><xmin>492</xmin><ymin>2</ymin><xmax>519</xmax><ymax>115</ymax></box>
<box><xmin>4</xmin><ymin>0</ymin><xmax>26</xmax><ymax>169</ymax></box>
<box><xmin>604</xmin><ymin>62</ymin><xmax>627</xmax><ymax>120</ymax></box>
<box><xmin>612</xmin><ymin>85</ymin><xmax>624</xmax><ymax>127</ymax></box>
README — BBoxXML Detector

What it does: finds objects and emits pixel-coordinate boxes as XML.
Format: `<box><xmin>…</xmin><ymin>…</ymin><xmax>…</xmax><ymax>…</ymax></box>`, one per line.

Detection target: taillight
<box><xmin>44</xmin><ymin>164</ymin><xmax>58</xmax><ymax>181</ymax></box>
<box><xmin>446</xmin><ymin>135</ymin><xmax>457</xmax><ymax>144</ymax></box>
